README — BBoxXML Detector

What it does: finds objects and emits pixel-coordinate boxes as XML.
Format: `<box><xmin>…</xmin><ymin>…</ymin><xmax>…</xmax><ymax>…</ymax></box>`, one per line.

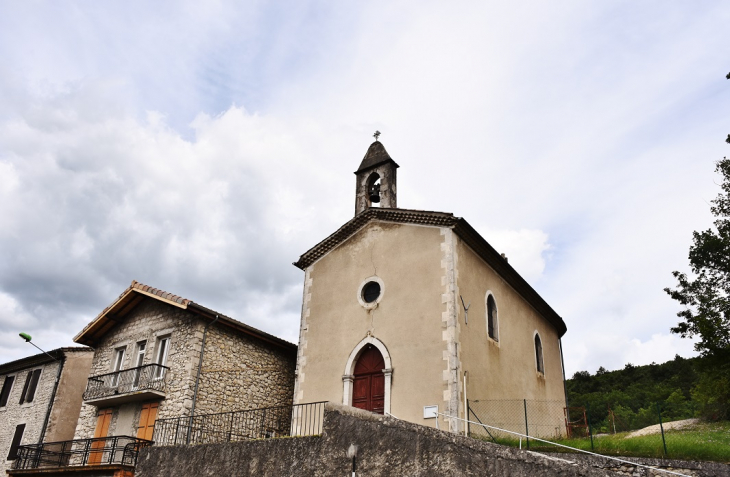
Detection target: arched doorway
<box><xmin>352</xmin><ymin>344</ymin><xmax>385</xmax><ymax>414</ymax></box>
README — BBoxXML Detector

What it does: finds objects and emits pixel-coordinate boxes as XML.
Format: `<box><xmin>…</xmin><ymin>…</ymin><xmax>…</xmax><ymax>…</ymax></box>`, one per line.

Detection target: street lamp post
<box><xmin>18</xmin><ymin>333</ymin><xmax>64</xmax><ymax>445</ymax></box>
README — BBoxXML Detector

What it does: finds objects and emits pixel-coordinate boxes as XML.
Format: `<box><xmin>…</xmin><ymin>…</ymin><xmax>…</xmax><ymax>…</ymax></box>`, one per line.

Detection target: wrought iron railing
<box><xmin>83</xmin><ymin>364</ymin><xmax>169</xmax><ymax>401</ymax></box>
<box><xmin>12</xmin><ymin>436</ymin><xmax>152</xmax><ymax>470</ymax></box>
<box><xmin>153</xmin><ymin>401</ymin><xmax>327</xmax><ymax>446</ymax></box>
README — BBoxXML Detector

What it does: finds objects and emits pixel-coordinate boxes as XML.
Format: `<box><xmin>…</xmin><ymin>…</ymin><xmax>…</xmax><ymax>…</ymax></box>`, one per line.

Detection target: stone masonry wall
<box><xmin>73</xmin><ymin>299</ymin><xmax>204</xmax><ymax>441</ymax></box>
<box><xmin>136</xmin><ymin>403</ymin><xmax>624</xmax><ymax>477</ymax></box>
<box><xmin>0</xmin><ymin>361</ymin><xmax>61</xmax><ymax>474</ymax></box>
<box><xmin>73</xmin><ymin>296</ymin><xmax>296</xmax><ymax>445</ymax></box>
<box><xmin>543</xmin><ymin>452</ymin><xmax>730</xmax><ymax>477</ymax></box>
<box><xmin>193</xmin><ymin>323</ymin><xmax>296</xmax><ymax>415</ymax></box>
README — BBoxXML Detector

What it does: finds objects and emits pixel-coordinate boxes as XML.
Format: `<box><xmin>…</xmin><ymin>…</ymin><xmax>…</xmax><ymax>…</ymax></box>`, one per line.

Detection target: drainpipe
<box><xmin>39</xmin><ymin>353</ymin><xmax>65</xmax><ymax>444</ymax></box>
<box><xmin>463</xmin><ymin>371</ymin><xmax>468</xmax><ymax>437</ymax></box>
<box><xmin>559</xmin><ymin>338</ymin><xmax>569</xmax><ymax>411</ymax></box>
<box><xmin>187</xmin><ymin>314</ymin><xmax>219</xmax><ymax>444</ymax></box>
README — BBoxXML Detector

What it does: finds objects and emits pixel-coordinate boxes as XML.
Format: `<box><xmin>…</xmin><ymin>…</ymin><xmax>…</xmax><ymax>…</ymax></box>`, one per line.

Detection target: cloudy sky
<box><xmin>1</xmin><ymin>1</ymin><xmax>728</xmax><ymax>377</ymax></box>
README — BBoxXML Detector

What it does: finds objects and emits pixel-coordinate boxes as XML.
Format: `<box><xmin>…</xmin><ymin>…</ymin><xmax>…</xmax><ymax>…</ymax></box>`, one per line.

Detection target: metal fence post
<box><xmin>466</xmin><ymin>399</ymin><xmax>471</xmax><ymax>438</ymax></box>
<box><xmin>586</xmin><ymin>404</ymin><xmax>594</xmax><ymax>452</ymax></box>
<box><xmin>656</xmin><ymin>403</ymin><xmax>668</xmax><ymax>457</ymax></box>
<box><xmin>173</xmin><ymin>418</ymin><xmax>180</xmax><ymax>445</ymax></box>
<box><xmin>523</xmin><ymin>399</ymin><xmax>530</xmax><ymax>450</ymax></box>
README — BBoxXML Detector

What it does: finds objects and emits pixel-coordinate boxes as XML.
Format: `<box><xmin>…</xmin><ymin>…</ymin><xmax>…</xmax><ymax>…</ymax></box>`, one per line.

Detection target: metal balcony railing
<box><xmin>153</xmin><ymin>401</ymin><xmax>327</xmax><ymax>446</ymax></box>
<box><xmin>83</xmin><ymin>364</ymin><xmax>169</xmax><ymax>402</ymax></box>
<box><xmin>12</xmin><ymin>436</ymin><xmax>152</xmax><ymax>470</ymax></box>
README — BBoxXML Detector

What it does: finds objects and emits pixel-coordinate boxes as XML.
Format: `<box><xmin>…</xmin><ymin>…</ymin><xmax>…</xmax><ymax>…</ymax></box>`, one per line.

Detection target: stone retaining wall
<box><xmin>136</xmin><ymin>403</ymin><xmax>624</xmax><ymax>476</ymax></box>
<box><xmin>544</xmin><ymin>452</ymin><xmax>730</xmax><ymax>477</ymax></box>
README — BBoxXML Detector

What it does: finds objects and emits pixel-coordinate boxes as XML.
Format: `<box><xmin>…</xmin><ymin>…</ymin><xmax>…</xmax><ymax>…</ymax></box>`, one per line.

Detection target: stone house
<box><xmin>72</xmin><ymin>280</ymin><xmax>297</xmax><ymax>440</ymax></box>
<box><xmin>9</xmin><ymin>280</ymin><xmax>296</xmax><ymax>476</ymax></box>
<box><xmin>293</xmin><ymin>140</ymin><xmax>569</xmax><ymax>435</ymax></box>
<box><xmin>0</xmin><ymin>347</ymin><xmax>93</xmax><ymax>474</ymax></box>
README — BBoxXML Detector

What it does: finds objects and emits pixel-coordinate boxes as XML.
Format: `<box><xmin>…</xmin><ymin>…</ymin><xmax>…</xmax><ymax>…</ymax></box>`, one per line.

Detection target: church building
<box><xmin>292</xmin><ymin>139</ymin><xmax>568</xmax><ymax>434</ymax></box>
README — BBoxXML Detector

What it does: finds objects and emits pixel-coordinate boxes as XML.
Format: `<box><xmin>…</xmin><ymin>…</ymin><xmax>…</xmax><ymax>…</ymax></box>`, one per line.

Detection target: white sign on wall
<box><xmin>423</xmin><ymin>405</ymin><xmax>438</xmax><ymax>419</ymax></box>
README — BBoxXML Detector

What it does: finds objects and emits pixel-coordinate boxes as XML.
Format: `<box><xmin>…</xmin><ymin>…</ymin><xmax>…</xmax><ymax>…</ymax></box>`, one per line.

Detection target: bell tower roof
<box><xmin>355</xmin><ymin>141</ymin><xmax>400</xmax><ymax>174</ymax></box>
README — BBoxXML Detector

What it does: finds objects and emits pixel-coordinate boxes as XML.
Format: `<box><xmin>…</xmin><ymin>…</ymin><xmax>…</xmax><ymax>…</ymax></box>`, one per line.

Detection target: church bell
<box><xmin>369</xmin><ymin>183</ymin><xmax>381</xmax><ymax>203</ymax></box>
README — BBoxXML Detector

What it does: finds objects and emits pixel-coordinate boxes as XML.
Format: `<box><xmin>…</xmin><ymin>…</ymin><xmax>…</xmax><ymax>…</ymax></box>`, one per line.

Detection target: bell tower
<box><xmin>354</xmin><ymin>135</ymin><xmax>399</xmax><ymax>215</ymax></box>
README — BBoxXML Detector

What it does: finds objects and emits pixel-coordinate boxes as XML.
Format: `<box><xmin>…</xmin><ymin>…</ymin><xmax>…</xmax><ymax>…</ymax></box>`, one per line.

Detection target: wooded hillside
<box><xmin>566</xmin><ymin>355</ymin><xmax>701</xmax><ymax>431</ymax></box>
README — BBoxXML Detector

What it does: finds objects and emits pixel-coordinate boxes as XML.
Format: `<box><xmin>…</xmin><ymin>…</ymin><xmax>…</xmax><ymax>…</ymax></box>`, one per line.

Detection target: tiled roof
<box><xmin>293</xmin><ymin>208</ymin><xmax>567</xmax><ymax>337</ymax></box>
<box><xmin>130</xmin><ymin>280</ymin><xmax>191</xmax><ymax>305</ymax></box>
<box><xmin>0</xmin><ymin>347</ymin><xmax>93</xmax><ymax>375</ymax></box>
<box><xmin>294</xmin><ymin>208</ymin><xmax>458</xmax><ymax>269</ymax></box>
<box><xmin>73</xmin><ymin>281</ymin><xmax>296</xmax><ymax>351</ymax></box>
<box><xmin>355</xmin><ymin>141</ymin><xmax>399</xmax><ymax>173</ymax></box>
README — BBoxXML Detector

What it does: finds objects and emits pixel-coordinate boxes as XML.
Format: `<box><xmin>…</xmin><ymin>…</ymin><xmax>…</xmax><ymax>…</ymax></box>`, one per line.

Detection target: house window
<box><xmin>0</xmin><ymin>376</ymin><xmax>15</xmax><ymax>407</ymax></box>
<box><xmin>155</xmin><ymin>336</ymin><xmax>170</xmax><ymax>378</ymax></box>
<box><xmin>110</xmin><ymin>348</ymin><xmax>126</xmax><ymax>387</ymax></box>
<box><xmin>486</xmin><ymin>294</ymin><xmax>499</xmax><ymax>341</ymax></box>
<box><xmin>534</xmin><ymin>333</ymin><xmax>544</xmax><ymax>374</ymax></box>
<box><xmin>133</xmin><ymin>341</ymin><xmax>146</xmax><ymax>387</ymax></box>
<box><xmin>135</xmin><ymin>342</ymin><xmax>146</xmax><ymax>368</ymax></box>
<box><xmin>18</xmin><ymin>369</ymin><xmax>41</xmax><ymax>404</ymax></box>
<box><xmin>7</xmin><ymin>424</ymin><xmax>25</xmax><ymax>460</ymax></box>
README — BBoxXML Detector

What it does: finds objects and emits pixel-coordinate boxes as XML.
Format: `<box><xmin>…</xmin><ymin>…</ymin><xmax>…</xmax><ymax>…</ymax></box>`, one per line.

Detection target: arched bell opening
<box><xmin>366</xmin><ymin>172</ymin><xmax>381</xmax><ymax>207</ymax></box>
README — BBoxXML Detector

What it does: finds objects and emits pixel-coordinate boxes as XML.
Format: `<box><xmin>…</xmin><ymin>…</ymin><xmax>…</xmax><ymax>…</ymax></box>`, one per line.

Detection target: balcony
<box><xmin>9</xmin><ymin>436</ymin><xmax>151</xmax><ymax>476</ymax></box>
<box><xmin>83</xmin><ymin>364</ymin><xmax>169</xmax><ymax>407</ymax></box>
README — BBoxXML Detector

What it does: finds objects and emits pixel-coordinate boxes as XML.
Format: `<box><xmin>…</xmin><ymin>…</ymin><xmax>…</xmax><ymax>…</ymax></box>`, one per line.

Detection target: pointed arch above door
<box><xmin>342</xmin><ymin>336</ymin><xmax>393</xmax><ymax>415</ymax></box>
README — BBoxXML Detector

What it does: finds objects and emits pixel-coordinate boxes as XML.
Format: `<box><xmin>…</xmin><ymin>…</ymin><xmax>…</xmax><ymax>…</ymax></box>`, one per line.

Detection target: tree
<box><xmin>665</xmin><ymin>117</ymin><xmax>730</xmax><ymax>418</ymax></box>
<box><xmin>665</xmin><ymin>158</ymin><xmax>730</xmax><ymax>357</ymax></box>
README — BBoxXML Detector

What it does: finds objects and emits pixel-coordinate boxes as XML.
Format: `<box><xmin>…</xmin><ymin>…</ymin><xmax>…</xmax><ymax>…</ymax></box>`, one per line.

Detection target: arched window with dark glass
<box><xmin>534</xmin><ymin>333</ymin><xmax>544</xmax><ymax>374</ymax></box>
<box><xmin>486</xmin><ymin>294</ymin><xmax>498</xmax><ymax>341</ymax></box>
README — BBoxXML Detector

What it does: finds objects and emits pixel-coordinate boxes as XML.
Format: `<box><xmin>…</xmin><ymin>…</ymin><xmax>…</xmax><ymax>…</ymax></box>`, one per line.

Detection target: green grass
<box><xmin>473</xmin><ymin>421</ymin><xmax>730</xmax><ymax>463</ymax></box>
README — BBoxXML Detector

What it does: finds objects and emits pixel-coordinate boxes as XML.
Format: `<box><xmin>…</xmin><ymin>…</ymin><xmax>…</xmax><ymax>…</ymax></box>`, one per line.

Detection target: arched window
<box><xmin>534</xmin><ymin>333</ymin><xmax>544</xmax><ymax>374</ymax></box>
<box><xmin>486</xmin><ymin>293</ymin><xmax>498</xmax><ymax>341</ymax></box>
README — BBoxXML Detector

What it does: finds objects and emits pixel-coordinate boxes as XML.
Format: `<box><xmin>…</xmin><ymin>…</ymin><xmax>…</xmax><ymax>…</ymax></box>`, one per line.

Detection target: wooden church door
<box><xmin>352</xmin><ymin>345</ymin><xmax>385</xmax><ymax>414</ymax></box>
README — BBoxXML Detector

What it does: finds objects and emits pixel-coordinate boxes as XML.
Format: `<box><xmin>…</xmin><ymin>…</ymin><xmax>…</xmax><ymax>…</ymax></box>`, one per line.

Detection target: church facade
<box><xmin>292</xmin><ymin>140</ymin><xmax>568</xmax><ymax>434</ymax></box>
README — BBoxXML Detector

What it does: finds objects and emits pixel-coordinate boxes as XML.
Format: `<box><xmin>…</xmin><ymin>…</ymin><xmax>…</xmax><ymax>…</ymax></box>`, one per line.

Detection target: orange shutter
<box><xmin>89</xmin><ymin>409</ymin><xmax>113</xmax><ymax>465</ymax></box>
<box><xmin>137</xmin><ymin>402</ymin><xmax>159</xmax><ymax>441</ymax></box>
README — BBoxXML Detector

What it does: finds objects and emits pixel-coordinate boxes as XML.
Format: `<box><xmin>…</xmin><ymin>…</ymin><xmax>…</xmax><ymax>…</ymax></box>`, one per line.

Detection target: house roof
<box><xmin>355</xmin><ymin>141</ymin><xmax>400</xmax><ymax>174</ymax></box>
<box><xmin>73</xmin><ymin>281</ymin><xmax>297</xmax><ymax>351</ymax></box>
<box><xmin>293</xmin><ymin>208</ymin><xmax>567</xmax><ymax>337</ymax></box>
<box><xmin>0</xmin><ymin>347</ymin><xmax>92</xmax><ymax>375</ymax></box>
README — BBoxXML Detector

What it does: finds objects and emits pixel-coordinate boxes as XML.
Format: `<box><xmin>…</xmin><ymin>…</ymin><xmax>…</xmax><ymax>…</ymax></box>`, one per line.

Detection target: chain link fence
<box><xmin>467</xmin><ymin>399</ymin><xmax>730</xmax><ymax>462</ymax></box>
<box><xmin>468</xmin><ymin>399</ymin><xmax>569</xmax><ymax>446</ymax></box>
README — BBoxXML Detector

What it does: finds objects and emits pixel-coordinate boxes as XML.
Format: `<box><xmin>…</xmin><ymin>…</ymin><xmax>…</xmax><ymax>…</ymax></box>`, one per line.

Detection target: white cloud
<box><xmin>477</xmin><ymin>228</ymin><xmax>551</xmax><ymax>283</ymax></box>
<box><xmin>568</xmin><ymin>332</ymin><xmax>699</xmax><ymax>376</ymax></box>
<box><xmin>0</xmin><ymin>1</ymin><xmax>728</xmax><ymax>374</ymax></box>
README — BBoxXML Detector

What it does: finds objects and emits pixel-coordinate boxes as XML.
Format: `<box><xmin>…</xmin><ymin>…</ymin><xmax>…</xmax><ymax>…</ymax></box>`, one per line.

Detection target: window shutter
<box><xmin>18</xmin><ymin>372</ymin><xmax>32</xmax><ymax>405</ymax></box>
<box><xmin>0</xmin><ymin>376</ymin><xmax>14</xmax><ymax>407</ymax></box>
<box><xmin>25</xmin><ymin>369</ymin><xmax>42</xmax><ymax>403</ymax></box>
<box><xmin>7</xmin><ymin>424</ymin><xmax>25</xmax><ymax>460</ymax></box>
